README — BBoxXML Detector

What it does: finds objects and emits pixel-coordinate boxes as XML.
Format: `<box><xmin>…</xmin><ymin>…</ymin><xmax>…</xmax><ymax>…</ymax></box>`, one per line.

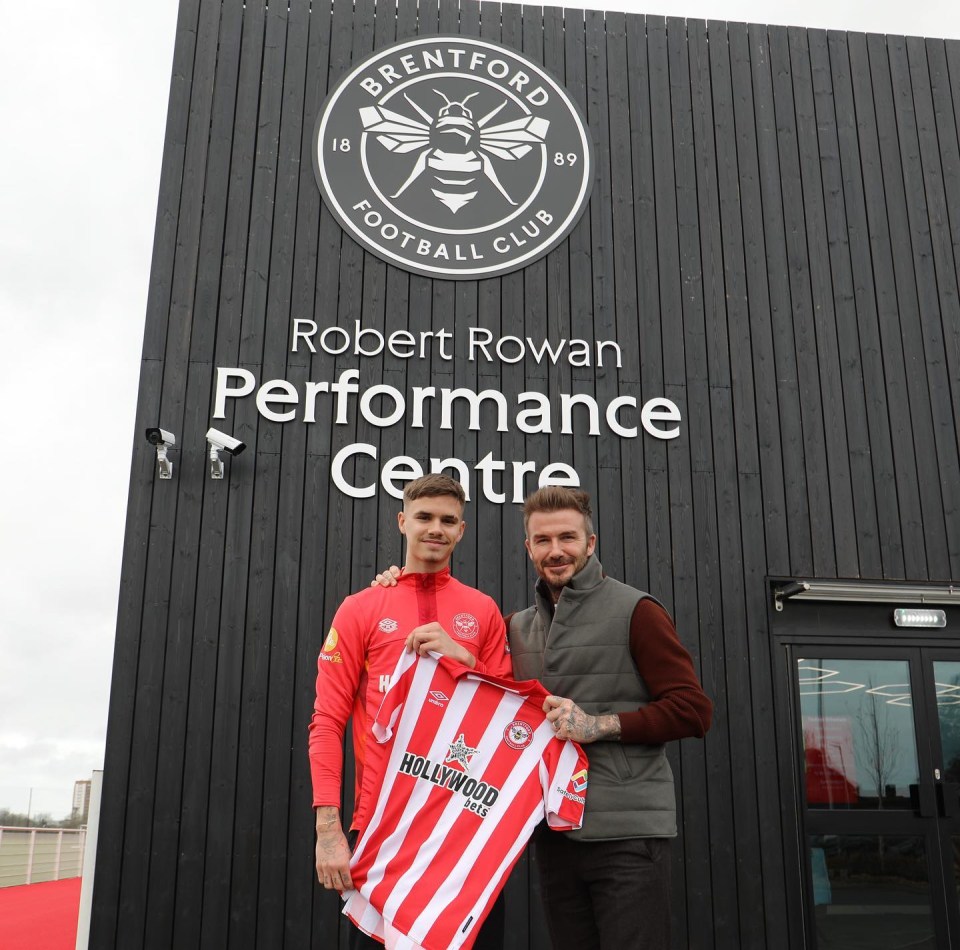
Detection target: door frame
<box><xmin>767</xmin><ymin>581</ymin><xmax>960</xmax><ymax>950</ymax></box>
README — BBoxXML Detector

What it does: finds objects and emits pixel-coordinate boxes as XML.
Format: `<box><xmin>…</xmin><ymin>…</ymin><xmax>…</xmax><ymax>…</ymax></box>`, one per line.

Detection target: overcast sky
<box><xmin>1</xmin><ymin>0</ymin><xmax>958</xmax><ymax>821</ymax></box>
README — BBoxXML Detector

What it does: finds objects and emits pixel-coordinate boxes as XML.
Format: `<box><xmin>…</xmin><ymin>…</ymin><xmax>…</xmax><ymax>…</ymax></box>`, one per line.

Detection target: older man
<box><xmin>510</xmin><ymin>486</ymin><xmax>712</xmax><ymax>950</ymax></box>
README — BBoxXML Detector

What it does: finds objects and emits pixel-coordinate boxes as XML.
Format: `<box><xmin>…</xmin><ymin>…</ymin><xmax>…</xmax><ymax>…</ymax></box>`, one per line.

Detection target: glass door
<box><xmin>923</xmin><ymin>654</ymin><xmax>960</xmax><ymax>947</ymax></box>
<box><xmin>792</xmin><ymin>647</ymin><xmax>960</xmax><ymax>949</ymax></box>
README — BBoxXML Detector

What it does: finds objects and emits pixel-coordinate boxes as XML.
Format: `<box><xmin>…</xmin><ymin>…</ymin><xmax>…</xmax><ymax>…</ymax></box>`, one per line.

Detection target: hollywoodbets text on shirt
<box><xmin>399</xmin><ymin>752</ymin><xmax>500</xmax><ymax>817</ymax></box>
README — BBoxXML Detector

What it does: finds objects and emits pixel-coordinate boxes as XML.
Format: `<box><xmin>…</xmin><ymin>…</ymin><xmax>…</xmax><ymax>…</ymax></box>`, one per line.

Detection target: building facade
<box><xmin>72</xmin><ymin>780</ymin><xmax>92</xmax><ymax>823</ymax></box>
<box><xmin>91</xmin><ymin>0</ymin><xmax>960</xmax><ymax>947</ymax></box>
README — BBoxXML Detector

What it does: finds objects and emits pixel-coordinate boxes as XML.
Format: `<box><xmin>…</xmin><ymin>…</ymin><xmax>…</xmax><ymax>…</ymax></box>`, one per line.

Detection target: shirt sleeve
<box><xmin>542</xmin><ymin>738</ymin><xmax>589</xmax><ymax>830</ymax></box>
<box><xmin>307</xmin><ymin>596</ymin><xmax>367</xmax><ymax>808</ymax></box>
<box><xmin>372</xmin><ymin>649</ymin><xmax>419</xmax><ymax>743</ymax></box>
<box><xmin>470</xmin><ymin>599</ymin><xmax>513</xmax><ymax>680</ymax></box>
<box><xmin>617</xmin><ymin>599</ymin><xmax>713</xmax><ymax>744</ymax></box>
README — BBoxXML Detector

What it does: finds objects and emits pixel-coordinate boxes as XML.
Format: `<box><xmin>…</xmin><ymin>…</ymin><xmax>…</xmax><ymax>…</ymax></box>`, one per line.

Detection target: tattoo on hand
<box><xmin>318</xmin><ymin>838</ymin><xmax>340</xmax><ymax>857</ymax></box>
<box><xmin>569</xmin><ymin>706</ymin><xmax>595</xmax><ymax>740</ymax></box>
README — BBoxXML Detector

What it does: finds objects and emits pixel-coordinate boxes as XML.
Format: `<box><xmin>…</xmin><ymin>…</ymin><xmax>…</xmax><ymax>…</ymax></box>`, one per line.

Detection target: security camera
<box><xmin>145</xmin><ymin>427</ymin><xmax>176</xmax><ymax>447</ymax></box>
<box><xmin>205</xmin><ymin>427</ymin><xmax>246</xmax><ymax>456</ymax></box>
<box><xmin>206</xmin><ymin>427</ymin><xmax>246</xmax><ymax>480</ymax></box>
<box><xmin>145</xmin><ymin>428</ymin><xmax>176</xmax><ymax>479</ymax></box>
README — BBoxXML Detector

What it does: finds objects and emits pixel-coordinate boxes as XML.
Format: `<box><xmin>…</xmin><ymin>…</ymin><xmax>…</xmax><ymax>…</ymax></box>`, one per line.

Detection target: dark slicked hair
<box><xmin>522</xmin><ymin>486</ymin><xmax>594</xmax><ymax>536</ymax></box>
<box><xmin>403</xmin><ymin>473</ymin><xmax>466</xmax><ymax>508</ymax></box>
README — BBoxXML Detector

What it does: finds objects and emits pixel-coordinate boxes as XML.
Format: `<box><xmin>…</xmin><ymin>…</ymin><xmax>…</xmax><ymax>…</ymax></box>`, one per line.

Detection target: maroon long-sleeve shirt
<box><xmin>617</xmin><ymin>598</ymin><xmax>712</xmax><ymax>743</ymax></box>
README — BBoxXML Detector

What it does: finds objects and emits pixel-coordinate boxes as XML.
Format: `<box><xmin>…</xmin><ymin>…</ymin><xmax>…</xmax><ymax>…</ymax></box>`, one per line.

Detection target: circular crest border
<box><xmin>313</xmin><ymin>35</ymin><xmax>594</xmax><ymax>280</ymax></box>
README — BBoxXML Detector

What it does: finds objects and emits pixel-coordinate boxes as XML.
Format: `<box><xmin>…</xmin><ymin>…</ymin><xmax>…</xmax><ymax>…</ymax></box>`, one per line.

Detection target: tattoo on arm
<box><xmin>564</xmin><ymin>707</ymin><xmax>621</xmax><ymax>743</ymax></box>
<box><xmin>600</xmin><ymin>714</ymin><xmax>622</xmax><ymax>740</ymax></box>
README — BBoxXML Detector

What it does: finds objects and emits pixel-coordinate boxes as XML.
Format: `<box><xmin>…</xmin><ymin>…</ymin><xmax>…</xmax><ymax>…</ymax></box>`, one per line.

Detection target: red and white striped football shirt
<box><xmin>343</xmin><ymin>651</ymin><xmax>589</xmax><ymax>950</ymax></box>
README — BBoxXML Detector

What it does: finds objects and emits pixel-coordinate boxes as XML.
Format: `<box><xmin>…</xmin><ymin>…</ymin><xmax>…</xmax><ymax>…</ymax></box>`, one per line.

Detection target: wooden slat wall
<box><xmin>91</xmin><ymin>1</ymin><xmax>960</xmax><ymax>947</ymax></box>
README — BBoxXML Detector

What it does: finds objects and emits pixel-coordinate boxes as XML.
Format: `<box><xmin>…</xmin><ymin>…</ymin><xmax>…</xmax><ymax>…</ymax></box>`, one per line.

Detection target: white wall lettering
<box><xmin>212</xmin><ymin>317</ymin><xmax>683</xmax><ymax>502</ymax></box>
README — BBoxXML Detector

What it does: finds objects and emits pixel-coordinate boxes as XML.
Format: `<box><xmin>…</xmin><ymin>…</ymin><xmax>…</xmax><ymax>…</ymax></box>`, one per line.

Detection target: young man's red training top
<box><xmin>309</xmin><ymin>567</ymin><xmax>512</xmax><ymax>832</ymax></box>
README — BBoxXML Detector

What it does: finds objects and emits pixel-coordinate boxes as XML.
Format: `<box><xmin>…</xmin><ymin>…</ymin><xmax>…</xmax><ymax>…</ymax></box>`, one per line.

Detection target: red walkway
<box><xmin>0</xmin><ymin>878</ymin><xmax>82</xmax><ymax>950</ymax></box>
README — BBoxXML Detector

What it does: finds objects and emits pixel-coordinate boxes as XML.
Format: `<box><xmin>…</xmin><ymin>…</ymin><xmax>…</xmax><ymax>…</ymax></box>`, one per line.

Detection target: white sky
<box><xmin>1</xmin><ymin>0</ymin><xmax>958</xmax><ymax>821</ymax></box>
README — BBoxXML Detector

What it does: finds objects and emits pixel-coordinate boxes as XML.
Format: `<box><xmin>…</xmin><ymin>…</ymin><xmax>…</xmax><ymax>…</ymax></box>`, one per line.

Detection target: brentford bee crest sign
<box><xmin>314</xmin><ymin>36</ymin><xmax>594</xmax><ymax>279</ymax></box>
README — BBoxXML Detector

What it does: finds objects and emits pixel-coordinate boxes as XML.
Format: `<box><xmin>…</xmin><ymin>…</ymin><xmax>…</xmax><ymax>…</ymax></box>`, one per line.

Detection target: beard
<box><xmin>537</xmin><ymin>549</ymin><xmax>590</xmax><ymax>592</ymax></box>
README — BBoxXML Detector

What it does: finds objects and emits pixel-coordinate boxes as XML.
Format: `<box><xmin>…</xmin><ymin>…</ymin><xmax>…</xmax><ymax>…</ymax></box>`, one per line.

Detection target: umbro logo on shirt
<box><xmin>379</xmin><ymin>618</ymin><xmax>399</xmax><ymax>633</ymax></box>
<box><xmin>428</xmin><ymin>690</ymin><xmax>450</xmax><ymax>708</ymax></box>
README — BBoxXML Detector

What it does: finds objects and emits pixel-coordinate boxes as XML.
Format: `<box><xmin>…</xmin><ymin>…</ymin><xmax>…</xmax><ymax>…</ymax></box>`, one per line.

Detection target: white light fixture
<box><xmin>145</xmin><ymin>428</ymin><xmax>175</xmax><ymax>480</ymax></box>
<box><xmin>206</xmin><ymin>427</ymin><xmax>246</xmax><ymax>480</ymax></box>
<box><xmin>893</xmin><ymin>608</ymin><xmax>947</xmax><ymax>629</ymax></box>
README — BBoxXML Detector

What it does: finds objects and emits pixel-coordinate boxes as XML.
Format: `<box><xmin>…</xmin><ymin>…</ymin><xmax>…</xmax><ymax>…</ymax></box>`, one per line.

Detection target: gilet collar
<box><xmin>534</xmin><ymin>553</ymin><xmax>605</xmax><ymax>606</ymax></box>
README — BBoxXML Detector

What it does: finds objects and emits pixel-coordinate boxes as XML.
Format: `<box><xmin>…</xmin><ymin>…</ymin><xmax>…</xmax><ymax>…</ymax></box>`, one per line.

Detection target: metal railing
<box><xmin>0</xmin><ymin>826</ymin><xmax>86</xmax><ymax>887</ymax></box>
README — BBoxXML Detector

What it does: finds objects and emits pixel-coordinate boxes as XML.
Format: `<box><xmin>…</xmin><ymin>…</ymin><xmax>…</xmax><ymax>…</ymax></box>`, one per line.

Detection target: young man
<box><xmin>309</xmin><ymin>474</ymin><xmax>511</xmax><ymax>949</ymax></box>
<box><xmin>510</xmin><ymin>486</ymin><xmax>713</xmax><ymax>950</ymax></box>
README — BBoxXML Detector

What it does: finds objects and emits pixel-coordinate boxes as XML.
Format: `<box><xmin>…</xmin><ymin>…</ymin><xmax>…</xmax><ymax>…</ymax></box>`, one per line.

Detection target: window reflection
<box><xmin>810</xmin><ymin>835</ymin><xmax>934</xmax><ymax>949</ymax></box>
<box><xmin>798</xmin><ymin>659</ymin><xmax>919</xmax><ymax>809</ymax></box>
<box><xmin>933</xmin><ymin>664</ymin><xmax>960</xmax><ymax>784</ymax></box>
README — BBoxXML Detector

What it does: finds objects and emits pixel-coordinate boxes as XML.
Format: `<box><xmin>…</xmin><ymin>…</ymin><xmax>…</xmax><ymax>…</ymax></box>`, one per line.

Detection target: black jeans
<box><xmin>535</xmin><ymin>832</ymin><xmax>671</xmax><ymax>950</ymax></box>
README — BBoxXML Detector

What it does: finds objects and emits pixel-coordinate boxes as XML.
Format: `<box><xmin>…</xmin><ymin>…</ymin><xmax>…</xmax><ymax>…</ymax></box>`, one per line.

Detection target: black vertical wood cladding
<box><xmin>93</xmin><ymin>1</ymin><xmax>960</xmax><ymax>947</ymax></box>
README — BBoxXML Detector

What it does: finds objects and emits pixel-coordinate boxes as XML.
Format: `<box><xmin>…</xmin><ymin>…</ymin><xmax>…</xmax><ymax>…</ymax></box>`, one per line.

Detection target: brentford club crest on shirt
<box><xmin>313</xmin><ymin>35</ymin><xmax>594</xmax><ymax>279</ymax></box>
<box><xmin>452</xmin><ymin>612</ymin><xmax>479</xmax><ymax>640</ymax></box>
<box><xmin>503</xmin><ymin>720</ymin><xmax>533</xmax><ymax>750</ymax></box>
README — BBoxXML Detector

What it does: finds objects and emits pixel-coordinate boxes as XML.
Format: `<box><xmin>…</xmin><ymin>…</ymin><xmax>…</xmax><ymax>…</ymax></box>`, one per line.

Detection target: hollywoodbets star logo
<box><xmin>445</xmin><ymin>733</ymin><xmax>480</xmax><ymax>770</ymax></box>
<box><xmin>313</xmin><ymin>36</ymin><xmax>594</xmax><ymax>279</ymax></box>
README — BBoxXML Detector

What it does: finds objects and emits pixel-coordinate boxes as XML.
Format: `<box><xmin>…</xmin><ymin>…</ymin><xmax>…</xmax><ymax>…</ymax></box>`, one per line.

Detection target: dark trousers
<box><xmin>535</xmin><ymin>832</ymin><xmax>671</xmax><ymax>950</ymax></box>
<box><xmin>345</xmin><ymin>831</ymin><xmax>505</xmax><ymax>950</ymax></box>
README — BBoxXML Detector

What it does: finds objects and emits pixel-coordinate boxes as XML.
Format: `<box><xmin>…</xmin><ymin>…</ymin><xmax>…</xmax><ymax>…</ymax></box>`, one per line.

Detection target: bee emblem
<box><xmin>359</xmin><ymin>91</ymin><xmax>550</xmax><ymax>214</ymax></box>
<box><xmin>503</xmin><ymin>720</ymin><xmax>533</xmax><ymax>749</ymax></box>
